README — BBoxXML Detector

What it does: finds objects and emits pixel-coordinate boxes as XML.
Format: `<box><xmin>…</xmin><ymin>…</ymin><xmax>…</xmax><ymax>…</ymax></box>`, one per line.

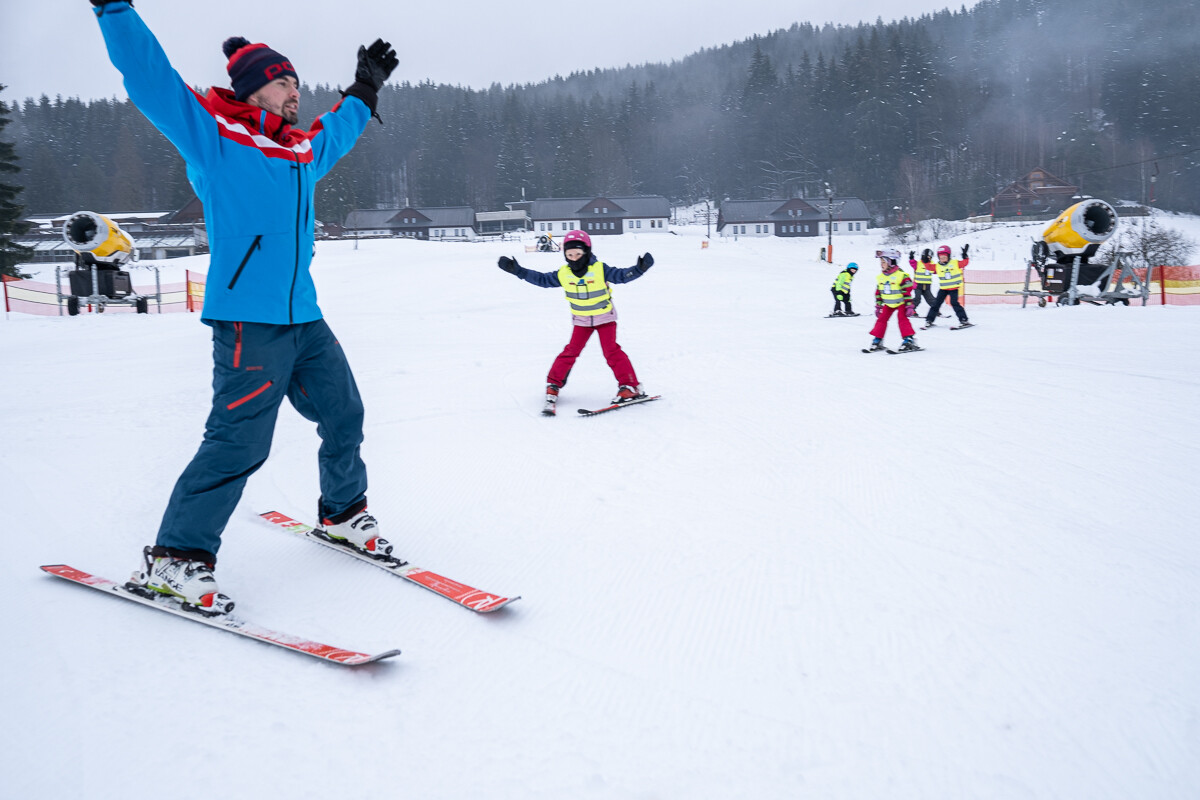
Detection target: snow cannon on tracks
<box><xmin>60</xmin><ymin>211</ymin><xmax>152</xmax><ymax>315</ymax></box>
<box><xmin>1009</xmin><ymin>198</ymin><xmax>1149</xmax><ymax>307</ymax></box>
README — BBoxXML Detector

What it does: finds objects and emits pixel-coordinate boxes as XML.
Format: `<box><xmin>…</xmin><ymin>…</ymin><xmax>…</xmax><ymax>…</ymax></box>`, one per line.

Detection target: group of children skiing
<box><xmin>830</xmin><ymin>242</ymin><xmax>971</xmax><ymax>353</ymax></box>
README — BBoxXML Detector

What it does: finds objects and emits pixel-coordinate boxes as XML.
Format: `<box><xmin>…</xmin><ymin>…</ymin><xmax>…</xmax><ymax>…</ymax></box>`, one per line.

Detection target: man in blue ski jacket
<box><xmin>89</xmin><ymin>0</ymin><xmax>399</xmax><ymax>613</ymax></box>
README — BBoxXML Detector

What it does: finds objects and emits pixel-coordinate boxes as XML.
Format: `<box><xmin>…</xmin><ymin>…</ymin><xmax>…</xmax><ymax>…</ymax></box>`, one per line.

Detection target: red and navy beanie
<box><xmin>222</xmin><ymin>37</ymin><xmax>298</xmax><ymax>101</ymax></box>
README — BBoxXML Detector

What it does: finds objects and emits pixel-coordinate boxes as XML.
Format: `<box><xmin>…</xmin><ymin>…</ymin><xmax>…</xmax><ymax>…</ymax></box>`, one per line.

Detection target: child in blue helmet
<box><xmin>830</xmin><ymin>262</ymin><xmax>859</xmax><ymax>316</ymax></box>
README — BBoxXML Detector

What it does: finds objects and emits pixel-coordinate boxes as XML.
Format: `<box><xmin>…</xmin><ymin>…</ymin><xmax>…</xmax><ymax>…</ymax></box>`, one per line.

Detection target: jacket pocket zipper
<box><xmin>226</xmin><ymin>380</ymin><xmax>273</xmax><ymax>411</ymax></box>
<box><xmin>227</xmin><ymin>235</ymin><xmax>263</xmax><ymax>290</ymax></box>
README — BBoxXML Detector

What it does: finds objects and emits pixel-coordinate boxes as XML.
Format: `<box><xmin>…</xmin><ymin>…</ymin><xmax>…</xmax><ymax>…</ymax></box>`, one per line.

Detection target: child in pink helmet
<box><xmin>497</xmin><ymin>230</ymin><xmax>654</xmax><ymax>414</ymax></box>
<box><xmin>923</xmin><ymin>243</ymin><xmax>970</xmax><ymax>328</ymax></box>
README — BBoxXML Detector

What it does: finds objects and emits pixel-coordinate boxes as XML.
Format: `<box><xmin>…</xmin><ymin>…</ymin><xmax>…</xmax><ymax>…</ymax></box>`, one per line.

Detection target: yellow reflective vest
<box><xmin>876</xmin><ymin>269</ymin><xmax>911</xmax><ymax>308</ymax></box>
<box><xmin>936</xmin><ymin>258</ymin><xmax>965</xmax><ymax>290</ymax></box>
<box><xmin>557</xmin><ymin>260</ymin><xmax>613</xmax><ymax>316</ymax></box>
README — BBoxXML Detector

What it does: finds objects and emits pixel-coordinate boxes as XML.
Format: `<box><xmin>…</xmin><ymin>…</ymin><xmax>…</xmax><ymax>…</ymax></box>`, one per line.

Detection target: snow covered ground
<box><xmin>3</xmin><ymin>215</ymin><xmax>1199</xmax><ymax>799</ymax></box>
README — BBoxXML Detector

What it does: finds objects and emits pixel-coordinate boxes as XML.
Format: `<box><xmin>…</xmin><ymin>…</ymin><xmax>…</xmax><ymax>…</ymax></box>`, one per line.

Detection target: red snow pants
<box><xmin>870</xmin><ymin>305</ymin><xmax>915</xmax><ymax>339</ymax></box>
<box><xmin>548</xmin><ymin>322</ymin><xmax>638</xmax><ymax>388</ymax></box>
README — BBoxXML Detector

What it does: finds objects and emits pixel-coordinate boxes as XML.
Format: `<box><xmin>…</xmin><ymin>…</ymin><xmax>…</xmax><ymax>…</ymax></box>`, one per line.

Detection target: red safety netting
<box><xmin>3</xmin><ymin>270</ymin><xmax>208</xmax><ymax>315</ymax></box>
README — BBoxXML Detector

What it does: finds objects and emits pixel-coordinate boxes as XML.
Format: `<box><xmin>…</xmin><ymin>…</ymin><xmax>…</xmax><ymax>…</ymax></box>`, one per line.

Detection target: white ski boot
<box><xmin>129</xmin><ymin>546</ymin><xmax>234</xmax><ymax>615</ymax></box>
<box><xmin>318</xmin><ymin>508</ymin><xmax>393</xmax><ymax>558</ymax></box>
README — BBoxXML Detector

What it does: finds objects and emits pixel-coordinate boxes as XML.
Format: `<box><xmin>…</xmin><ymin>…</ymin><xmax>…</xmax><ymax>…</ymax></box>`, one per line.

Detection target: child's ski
<box><xmin>886</xmin><ymin>346</ymin><xmax>924</xmax><ymax>354</ymax></box>
<box><xmin>577</xmin><ymin>395</ymin><xmax>662</xmax><ymax>416</ymax></box>
<box><xmin>258</xmin><ymin>512</ymin><xmax>519</xmax><ymax>613</ymax></box>
<box><xmin>950</xmin><ymin>323</ymin><xmax>975</xmax><ymax>330</ymax></box>
<box><xmin>40</xmin><ymin>564</ymin><xmax>401</xmax><ymax>665</ymax></box>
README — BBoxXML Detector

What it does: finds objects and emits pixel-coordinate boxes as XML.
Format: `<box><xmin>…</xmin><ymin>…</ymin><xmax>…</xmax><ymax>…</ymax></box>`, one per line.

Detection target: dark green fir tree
<box><xmin>0</xmin><ymin>85</ymin><xmax>32</xmax><ymax>279</ymax></box>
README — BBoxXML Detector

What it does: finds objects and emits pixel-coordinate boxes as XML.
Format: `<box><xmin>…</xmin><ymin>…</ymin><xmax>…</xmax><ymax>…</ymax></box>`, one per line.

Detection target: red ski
<box><xmin>577</xmin><ymin>394</ymin><xmax>662</xmax><ymax>417</ymax></box>
<box><xmin>258</xmin><ymin>511</ymin><xmax>520</xmax><ymax>613</ymax></box>
<box><xmin>40</xmin><ymin>564</ymin><xmax>400</xmax><ymax>666</ymax></box>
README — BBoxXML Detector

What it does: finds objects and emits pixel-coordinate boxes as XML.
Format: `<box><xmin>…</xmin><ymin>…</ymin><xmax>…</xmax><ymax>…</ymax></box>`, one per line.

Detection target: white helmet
<box><xmin>878</xmin><ymin>248</ymin><xmax>901</xmax><ymax>263</ymax></box>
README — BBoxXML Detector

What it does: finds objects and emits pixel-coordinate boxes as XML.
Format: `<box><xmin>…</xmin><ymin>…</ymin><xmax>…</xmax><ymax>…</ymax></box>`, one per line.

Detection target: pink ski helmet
<box><xmin>937</xmin><ymin>245</ymin><xmax>952</xmax><ymax>259</ymax></box>
<box><xmin>563</xmin><ymin>230</ymin><xmax>592</xmax><ymax>251</ymax></box>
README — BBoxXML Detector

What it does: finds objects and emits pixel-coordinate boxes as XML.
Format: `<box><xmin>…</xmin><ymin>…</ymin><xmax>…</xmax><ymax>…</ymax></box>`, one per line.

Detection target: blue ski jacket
<box><xmin>93</xmin><ymin>2</ymin><xmax>371</xmax><ymax>324</ymax></box>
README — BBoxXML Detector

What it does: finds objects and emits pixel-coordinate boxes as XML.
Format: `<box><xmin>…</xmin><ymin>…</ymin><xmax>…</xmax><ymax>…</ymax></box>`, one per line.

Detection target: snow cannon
<box><xmin>1039</xmin><ymin>199</ymin><xmax>1118</xmax><ymax>264</ymax></box>
<box><xmin>63</xmin><ymin>210</ymin><xmax>135</xmax><ymax>266</ymax></box>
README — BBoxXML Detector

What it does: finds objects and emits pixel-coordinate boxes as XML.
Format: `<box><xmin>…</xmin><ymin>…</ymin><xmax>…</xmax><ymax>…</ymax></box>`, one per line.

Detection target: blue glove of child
<box><xmin>498</xmin><ymin>256</ymin><xmax>520</xmax><ymax>274</ymax></box>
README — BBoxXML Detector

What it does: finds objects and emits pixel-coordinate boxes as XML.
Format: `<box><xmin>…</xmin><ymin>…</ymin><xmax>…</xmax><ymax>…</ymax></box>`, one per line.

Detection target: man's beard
<box><xmin>281</xmin><ymin>104</ymin><xmax>299</xmax><ymax>125</ymax></box>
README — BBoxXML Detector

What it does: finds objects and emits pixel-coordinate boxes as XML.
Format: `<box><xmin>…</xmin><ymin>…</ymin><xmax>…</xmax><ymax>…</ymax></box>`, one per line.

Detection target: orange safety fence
<box><xmin>963</xmin><ymin>265</ymin><xmax>1200</xmax><ymax>305</ymax></box>
<box><xmin>3</xmin><ymin>270</ymin><xmax>208</xmax><ymax>315</ymax></box>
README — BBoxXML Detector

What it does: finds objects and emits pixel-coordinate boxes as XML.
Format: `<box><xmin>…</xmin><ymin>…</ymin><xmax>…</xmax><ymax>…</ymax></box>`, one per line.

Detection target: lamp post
<box><xmin>821</xmin><ymin>184</ymin><xmax>842</xmax><ymax>263</ymax></box>
<box><xmin>825</xmin><ymin>185</ymin><xmax>834</xmax><ymax>262</ymax></box>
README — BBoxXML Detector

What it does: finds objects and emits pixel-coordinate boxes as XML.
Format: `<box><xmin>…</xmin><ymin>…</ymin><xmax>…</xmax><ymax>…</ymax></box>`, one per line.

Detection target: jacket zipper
<box><xmin>227</xmin><ymin>235</ymin><xmax>262</xmax><ymax>290</ymax></box>
<box><xmin>289</xmin><ymin>153</ymin><xmax>303</xmax><ymax>325</ymax></box>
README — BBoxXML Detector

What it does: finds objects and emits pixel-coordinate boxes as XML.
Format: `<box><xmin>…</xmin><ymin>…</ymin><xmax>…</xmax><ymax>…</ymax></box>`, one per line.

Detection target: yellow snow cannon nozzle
<box><xmin>1040</xmin><ymin>199</ymin><xmax>1118</xmax><ymax>261</ymax></box>
<box><xmin>62</xmin><ymin>211</ymin><xmax>135</xmax><ymax>266</ymax></box>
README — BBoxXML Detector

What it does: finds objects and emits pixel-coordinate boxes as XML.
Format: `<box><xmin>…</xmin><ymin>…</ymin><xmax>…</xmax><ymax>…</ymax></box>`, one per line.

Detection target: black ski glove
<box><xmin>342</xmin><ymin>39</ymin><xmax>398</xmax><ymax>122</ymax></box>
<box><xmin>91</xmin><ymin>0</ymin><xmax>131</xmax><ymax>7</ymax></box>
<box><xmin>498</xmin><ymin>256</ymin><xmax>520</xmax><ymax>274</ymax></box>
<box><xmin>636</xmin><ymin>253</ymin><xmax>654</xmax><ymax>274</ymax></box>
<box><xmin>961</xmin><ymin>244</ymin><xmax>970</xmax><ymax>259</ymax></box>
<box><xmin>356</xmin><ymin>39</ymin><xmax>399</xmax><ymax>91</ymax></box>
<box><xmin>908</xmin><ymin>250</ymin><xmax>915</xmax><ymax>261</ymax></box>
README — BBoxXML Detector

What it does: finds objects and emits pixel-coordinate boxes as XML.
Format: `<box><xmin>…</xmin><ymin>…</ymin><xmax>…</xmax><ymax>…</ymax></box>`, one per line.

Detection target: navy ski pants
<box><xmin>156</xmin><ymin>319</ymin><xmax>367</xmax><ymax>560</ymax></box>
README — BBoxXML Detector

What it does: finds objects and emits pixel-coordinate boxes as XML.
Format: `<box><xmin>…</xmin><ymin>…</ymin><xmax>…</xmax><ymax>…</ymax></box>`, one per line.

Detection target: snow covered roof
<box><xmin>344</xmin><ymin>209</ymin><xmax>403</xmax><ymax>229</ymax></box>
<box><xmin>397</xmin><ymin>207</ymin><xmax>476</xmax><ymax>227</ymax></box>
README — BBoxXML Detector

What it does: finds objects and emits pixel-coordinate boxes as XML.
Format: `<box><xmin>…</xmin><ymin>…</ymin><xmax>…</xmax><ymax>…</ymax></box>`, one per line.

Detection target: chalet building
<box><xmin>343</xmin><ymin>206</ymin><xmax>478</xmax><ymax>239</ymax></box>
<box><xmin>475</xmin><ymin>209</ymin><xmax>531</xmax><ymax>236</ymax></box>
<box><xmin>529</xmin><ymin>196</ymin><xmax>670</xmax><ymax>236</ymax></box>
<box><xmin>989</xmin><ymin>168</ymin><xmax>1079</xmax><ymax>218</ymax></box>
<box><xmin>342</xmin><ymin>208</ymin><xmax>402</xmax><ymax>236</ymax></box>
<box><xmin>392</xmin><ymin>206</ymin><xmax>477</xmax><ymax>240</ymax></box>
<box><xmin>717</xmin><ymin>197</ymin><xmax>871</xmax><ymax>238</ymax></box>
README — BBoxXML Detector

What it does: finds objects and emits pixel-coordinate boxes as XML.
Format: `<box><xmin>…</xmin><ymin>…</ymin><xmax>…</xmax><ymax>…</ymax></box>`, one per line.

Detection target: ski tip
<box><xmin>350</xmin><ymin>648</ymin><xmax>403</xmax><ymax>665</ymax></box>
<box><xmin>476</xmin><ymin>596</ymin><xmax>522</xmax><ymax>612</ymax></box>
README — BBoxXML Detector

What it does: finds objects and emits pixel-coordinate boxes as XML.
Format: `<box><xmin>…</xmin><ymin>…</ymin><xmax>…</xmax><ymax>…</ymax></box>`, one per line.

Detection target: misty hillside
<box><xmin>5</xmin><ymin>0</ymin><xmax>1199</xmax><ymax>221</ymax></box>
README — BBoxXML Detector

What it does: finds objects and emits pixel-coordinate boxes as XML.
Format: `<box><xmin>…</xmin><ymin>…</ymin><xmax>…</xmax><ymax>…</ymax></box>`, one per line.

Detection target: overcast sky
<box><xmin>3</xmin><ymin>0</ymin><xmax>958</xmax><ymax>104</ymax></box>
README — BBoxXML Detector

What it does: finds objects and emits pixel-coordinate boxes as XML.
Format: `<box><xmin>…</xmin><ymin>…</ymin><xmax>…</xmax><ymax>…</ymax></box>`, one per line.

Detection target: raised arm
<box><xmin>91</xmin><ymin>1</ymin><xmax>218</xmax><ymax>169</ymax></box>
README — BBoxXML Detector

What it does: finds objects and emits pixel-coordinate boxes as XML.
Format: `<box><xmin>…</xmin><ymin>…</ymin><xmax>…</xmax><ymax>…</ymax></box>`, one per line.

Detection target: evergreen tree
<box><xmin>0</xmin><ymin>85</ymin><xmax>32</xmax><ymax>279</ymax></box>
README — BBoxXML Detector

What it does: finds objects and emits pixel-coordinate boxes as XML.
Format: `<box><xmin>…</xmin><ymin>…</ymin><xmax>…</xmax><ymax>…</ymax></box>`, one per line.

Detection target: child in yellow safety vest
<box><xmin>865</xmin><ymin>249</ymin><xmax>920</xmax><ymax>352</ymax></box>
<box><xmin>497</xmin><ymin>229</ymin><xmax>654</xmax><ymax>414</ymax></box>
<box><xmin>923</xmin><ymin>244</ymin><xmax>970</xmax><ymax>328</ymax></box>
<box><xmin>829</xmin><ymin>262</ymin><xmax>859</xmax><ymax>316</ymax></box>
<box><xmin>908</xmin><ymin>249</ymin><xmax>938</xmax><ymax>317</ymax></box>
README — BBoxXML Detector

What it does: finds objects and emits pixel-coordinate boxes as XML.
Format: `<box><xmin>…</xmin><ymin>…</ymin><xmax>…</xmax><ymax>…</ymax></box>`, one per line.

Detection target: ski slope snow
<box><xmin>3</xmin><ymin>217</ymin><xmax>1199</xmax><ymax>799</ymax></box>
